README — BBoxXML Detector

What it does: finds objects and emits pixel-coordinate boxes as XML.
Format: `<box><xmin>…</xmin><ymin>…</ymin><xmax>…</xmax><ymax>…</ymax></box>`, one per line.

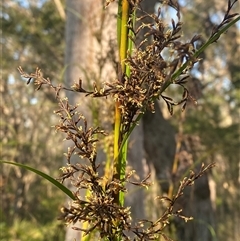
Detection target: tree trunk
<box><xmin>143</xmin><ymin>103</ymin><xmax>215</xmax><ymax>241</ymax></box>
<box><xmin>64</xmin><ymin>1</ymin><xmax>95</xmax><ymax>240</ymax></box>
<box><xmin>143</xmin><ymin>102</ymin><xmax>176</xmax><ymax>193</ymax></box>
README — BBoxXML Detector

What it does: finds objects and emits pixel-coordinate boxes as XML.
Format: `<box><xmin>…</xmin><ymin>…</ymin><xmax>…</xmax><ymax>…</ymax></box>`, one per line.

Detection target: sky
<box><xmin>16</xmin><ymin>0</ymin><xmax>47</xmax><ymax>8</ymax></box>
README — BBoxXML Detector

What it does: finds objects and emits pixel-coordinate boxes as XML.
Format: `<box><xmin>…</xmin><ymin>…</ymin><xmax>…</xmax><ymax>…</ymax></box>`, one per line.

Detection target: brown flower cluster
<box><xmin>59</xmin><ymin>166</ymin><xmax>132</xmax><ymax>239</ymax></box>
<box><xmin>17</xmin><ymin>66</ymin><xmax>215</xmax><ymax>240</ymax></box>
<box><xmin>101</xmin><ymin>2</ymin><xmax>199</xmax><ymax>138</ymax></box>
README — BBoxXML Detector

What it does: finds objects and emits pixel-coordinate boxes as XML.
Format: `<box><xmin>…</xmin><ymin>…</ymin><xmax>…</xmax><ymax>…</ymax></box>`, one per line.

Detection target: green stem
<box><xmin>161</xmin><ymin>16</ymin><xmax>240</xmax><ymax>92</ymax></box>
<box><xmin>113</xmin><ymin>0</ymin><xmax>130</xmax><ymax>208</ymax></box>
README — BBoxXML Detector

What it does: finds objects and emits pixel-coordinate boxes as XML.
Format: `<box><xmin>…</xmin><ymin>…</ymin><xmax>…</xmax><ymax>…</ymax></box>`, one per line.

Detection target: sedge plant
<box><xmin>2</xmin><ymin>0</ymin><xmax>239</xmax><ymax>240</ymax></box>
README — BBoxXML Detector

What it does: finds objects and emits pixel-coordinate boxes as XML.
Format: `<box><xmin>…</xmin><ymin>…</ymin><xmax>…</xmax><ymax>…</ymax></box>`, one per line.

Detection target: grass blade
<box><xmin>1</xmin><ymin>160</ymin><xmax>75</xmax><ymax>200</ymax></box>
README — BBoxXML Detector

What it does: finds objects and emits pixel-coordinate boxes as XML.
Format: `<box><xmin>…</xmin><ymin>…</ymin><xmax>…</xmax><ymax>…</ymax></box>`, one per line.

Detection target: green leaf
<box><xmin>0</xmin><ymin>160</ymin><xmax>76</xmax><ymax>200</ymax></box>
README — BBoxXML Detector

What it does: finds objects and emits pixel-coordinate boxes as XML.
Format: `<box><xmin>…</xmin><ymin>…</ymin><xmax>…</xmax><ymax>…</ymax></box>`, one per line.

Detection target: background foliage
<box><xmin>1</xmin><ymin>0</ymin><xmax>239</xmax><ymax>240</ymax></box>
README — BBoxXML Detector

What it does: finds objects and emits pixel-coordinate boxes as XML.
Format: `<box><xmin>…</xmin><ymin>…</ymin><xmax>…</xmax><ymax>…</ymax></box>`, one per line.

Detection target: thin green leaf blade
<box><xmin>0</xmin><ymin>160</ymin><xmax>75</xmax><ymax>200</ymax></box>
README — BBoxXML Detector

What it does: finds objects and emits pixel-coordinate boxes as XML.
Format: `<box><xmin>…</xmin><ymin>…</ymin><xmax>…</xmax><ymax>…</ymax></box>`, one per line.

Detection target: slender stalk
<box><xmin>114</xmin><ymin>0</ymin><xmax>136</xmax><ymax>207</ymax></box>
<box><xmin>119</xmin><ymin>0</ymin><xmax>130</xmax><ymax>72</ymax></box>
<box><xmin>161</xmin><ymin>15</ymin><xmax>240</xmax><ymax>93</ymax></box>
<box><xmin>113</xmin><ymin>0</ymin><xmax>130</xmax><ymax>206</ymax></box>
<box><xmin>119</xmin><ymin>7</ymin><xmax>136</xmax><ymax>205</ymax></box>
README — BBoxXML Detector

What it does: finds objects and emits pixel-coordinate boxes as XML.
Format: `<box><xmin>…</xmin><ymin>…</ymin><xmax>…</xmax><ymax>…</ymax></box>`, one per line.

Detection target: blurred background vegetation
<box><xmin>1</xmin><ymin>0</ymin><xmax>239</xmax><ymax>241</ymax></box>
